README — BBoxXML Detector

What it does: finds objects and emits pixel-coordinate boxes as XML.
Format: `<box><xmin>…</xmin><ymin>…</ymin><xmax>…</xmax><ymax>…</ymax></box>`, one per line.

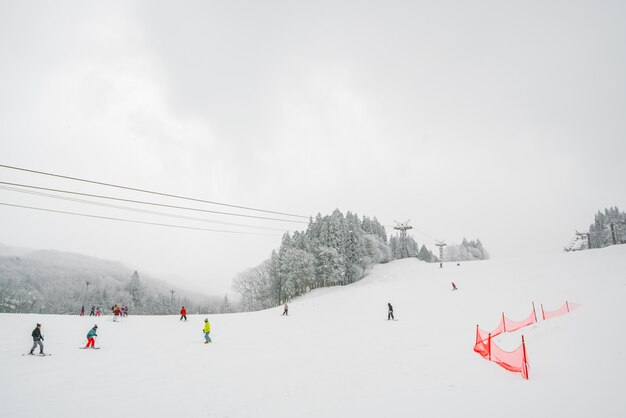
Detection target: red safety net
<box><xmin>476</xmin><ymin>318</ymin><xmax>504</xmax><ymax>343</ymax></box>
<box><xmin>473</xmin><ymin>326</ymin><xmax>490</xmax><ymax>358</ymax></box>
<box><xmin>490</xmin><ymin>339</ymin><xmax>529</xmax><ymax>380</ymax></box>
<box><xmin>542</xmin><ymin>301</ymin><xmax>582</xmax><ymax>320</ymax></box>
<box><xmin>474</xmin><ymin>327</ymin><xmax>529</xmax><ymax>379</ymax></box>
<box><xmin>503</xmin><ymin>310</ymin><xmax>536</xmax><ymax>332</ymax></box>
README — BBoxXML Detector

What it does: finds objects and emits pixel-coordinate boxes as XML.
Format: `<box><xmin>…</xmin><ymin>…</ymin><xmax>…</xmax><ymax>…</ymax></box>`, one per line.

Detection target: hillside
<box><xmin>0</xmin><ymin>246</ymin><xmax>625</xmax><ymax>417</ymax></box>
<box><xmin>0</xmin><ymin>243</ymin><xmax>218</xmax><ymax>314</ymax></box>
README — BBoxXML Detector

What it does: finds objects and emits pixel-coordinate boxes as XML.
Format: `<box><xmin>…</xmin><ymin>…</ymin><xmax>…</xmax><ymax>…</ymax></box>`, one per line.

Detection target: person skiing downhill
<box><xmin>112</xmin><ymin>305</ymin><xmax>121</xmax><ymax>322</ymax></box>
<box><xmin>282</xmin><ymin>303</ymin><xmax>288</xmax><ymax>316</ymax></box>
<box><xmin>180</xmin><ymin>307</ymin><xmax>187</xmax><ymax>321</ymax></box>
<box><xmin>29</xmin><ymin>323</ymin><xmax>44</xmax><ymax>355</ymax></box>
<box><xmin>203</xmin><ymin>318</ymin><xmax>211</xmax><ymax>344</ymax></box>
<box><xmin>451</xmin><ymin>282</ymin><xmax>458</xmax><ymax>291</ymax></box>
<box><xmin>85</xmin><ymin>325</ymin><xmax>98</xmax><ymax>348</ymax></box>
<box><xmin>387</xmin><ymin>303</ymin><xmax>394</xmax><ymax>320</ymax></box>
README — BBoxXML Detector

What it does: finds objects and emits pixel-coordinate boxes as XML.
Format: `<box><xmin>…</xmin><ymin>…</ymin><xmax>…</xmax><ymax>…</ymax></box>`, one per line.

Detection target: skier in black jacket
<box><xmin>29</xmin><ymin>323</ymin><xmax>44</xmax><ymax>355</ymax></box>
<box><xmin>387</xmin><ymin>303</ymin><xmax>394</xmax><ymax>320</ymax></box>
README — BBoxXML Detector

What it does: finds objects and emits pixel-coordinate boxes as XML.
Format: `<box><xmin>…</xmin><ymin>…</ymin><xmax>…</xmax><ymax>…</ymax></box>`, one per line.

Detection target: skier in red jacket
<box><xmin>180</xmin><ymin>307</ymin><xmax>187</xmax><ymax>322</ymax></box>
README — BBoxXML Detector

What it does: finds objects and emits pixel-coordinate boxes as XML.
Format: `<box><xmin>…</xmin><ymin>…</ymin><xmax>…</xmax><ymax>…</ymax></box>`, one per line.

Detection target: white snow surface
<box><xmin>1</xmin><ymin>247</ymin><xmax>625</xmax><ymax>418</ymax></box>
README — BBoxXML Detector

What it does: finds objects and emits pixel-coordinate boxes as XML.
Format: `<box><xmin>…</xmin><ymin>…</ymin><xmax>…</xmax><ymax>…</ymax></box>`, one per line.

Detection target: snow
<box><xmin>1</xmin><ymin>246</ymin><xmax>625</xmax><ymax>417</ymax></box>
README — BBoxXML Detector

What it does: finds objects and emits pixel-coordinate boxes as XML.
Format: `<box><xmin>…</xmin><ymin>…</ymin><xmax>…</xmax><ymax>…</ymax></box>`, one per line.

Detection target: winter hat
<box><xmin>93</xmin><ymin>325</ymin><xmax>98</xmax><ymax>328</ymax></box>
<box><xmin>36</xmin><ymin>323</ymin><xmax>41</xmax><ymax>327</ymax></box>
<box><xmin>204</xmin><ymin>318</ymin><xmax>208</xmax><ymax>322</ymax></box>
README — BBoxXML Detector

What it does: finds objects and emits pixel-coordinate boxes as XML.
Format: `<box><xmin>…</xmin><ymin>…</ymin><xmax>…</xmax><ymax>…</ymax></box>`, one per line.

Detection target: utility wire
<box><xmin>0</xmin><ymin>163</ymin><xmax>309</xmax><ymax>219</ymax></box>
<box><xmin>0</xmin><ymin>202</ymin><xmax>282</xmax><ymax>236</ymax></box>
<box><xmin>0</xmin><ymin>185</ymin><xmax>289</xmax><ymax>232</ymax></box>
<box><xmin>0</xmin><ymin>181</ymin><xmax>308</xmax><ymax>225</ymax></box>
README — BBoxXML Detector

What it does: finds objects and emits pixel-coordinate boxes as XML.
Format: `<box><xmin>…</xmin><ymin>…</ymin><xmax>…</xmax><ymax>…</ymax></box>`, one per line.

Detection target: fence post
<box><xmin>532</xmin><ymin>301</ymin><xmax>537</xmax><ymax>323</ymax></box>
<box><xmin>488</xmin><ymin>333</ymin><xmax>491</xmax><ymax>361</ymax></box>
<box><xmin>522</xmin><ymin>335</ymin><xmax>528</xmax><ymax>380</ymax></box>
<box><xmin>502</xmin><ymin>312</ymin><xmax>506</xmax><ymax>332</ymax></box>
<box><xmin>566</xmin><ymin>300</ymin><xmax>570</xmax><ymax>313</ymax></box>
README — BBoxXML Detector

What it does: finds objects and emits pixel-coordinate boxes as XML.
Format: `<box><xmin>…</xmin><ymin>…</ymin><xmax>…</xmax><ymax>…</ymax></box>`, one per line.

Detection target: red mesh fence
<box><xmin>490</xmin><ymin>338</ymin><xmax>529</xmax><ymax>380</ymax></box>
<box><xmin>504</xmin><ymin>310</ymin><xmax>536</xmax><ymax>332</ymax></box>
<box><xmin>473</xmin><ymin>326</ymin><xmax>490</xmax><ymax>358</ymax></box>
<box><xmin>541</xmin><ymin>301</ymin><xmax>582</xmax><ymax>320</ymax></box>
<box><xmin>473</xmin><ymin>327</ymin><xmax>529</xmax><ymax>379</ymax></box>
<box><xmin>474</xmin><ymin>301</ymin><xmax>580</xmax><ymax>380</ymax></box>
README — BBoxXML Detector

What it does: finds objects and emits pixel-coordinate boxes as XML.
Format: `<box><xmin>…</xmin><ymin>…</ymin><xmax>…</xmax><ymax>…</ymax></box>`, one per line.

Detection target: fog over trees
<box><xmin>0</xmin><ymin>244</ymin><xmax>222</xmax><ymax>314</ymax></box>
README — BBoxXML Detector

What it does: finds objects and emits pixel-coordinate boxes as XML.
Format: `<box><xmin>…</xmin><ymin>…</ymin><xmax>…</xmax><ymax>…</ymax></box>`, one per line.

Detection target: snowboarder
<box><xmin>203</xmin><ymin>318</ymin><xmax>212</xmax><ymax>343</ymax></box>
<box><xmin>452</xmin><ymin>282</ymin><xmax>458</xmax><ymax>291</ymax></box>
<box><xmin>80</xmin><ymin>306</ymin><xmax>85</xmax><ymax>316</ymax></box>
<box><xmin>180</xmin><ymin>307</ymin><xmax>187</xmax><ymax>321</ymax></box>
<box><xmin>282</xmin><ymin>303</ymin><xmax>288</xmax><ymax>316</ymax></box>
<box><xmin>387</xmin><ymin>303</ymin><xmax>394</xmax><ymax>320</ymax></box>
<box><xmin>85</xmin><ymin>325</ymin><xmax>98</xmax><ymax>348</ymax></box>
<box><xmin>89</xmin><ymin>306</ymin><xmax>95</xmax><ymax>316</ymax></box>
<box><xmin>28</xmin><ymin>323</ymin><xmax>44</xmax><ymax>355</ymax></box>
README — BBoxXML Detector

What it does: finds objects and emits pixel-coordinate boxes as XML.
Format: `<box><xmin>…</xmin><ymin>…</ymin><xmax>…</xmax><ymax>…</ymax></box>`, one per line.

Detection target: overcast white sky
<box><xmin>1</xmin><ymin>1</ymin><xmax>625</xmax><ymax>295</ymax></box>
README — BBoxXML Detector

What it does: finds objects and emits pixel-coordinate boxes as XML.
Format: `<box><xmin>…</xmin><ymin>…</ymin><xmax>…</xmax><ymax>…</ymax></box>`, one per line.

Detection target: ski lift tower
<box><xmin>394</xmin><ymin>220</ymin><xmax>412</xmax><ymax>258</ymax></box>
<box><xmin>435</xmin><ymin>241</ymin><xmax>447</xmax><ymax>263</ymax></box>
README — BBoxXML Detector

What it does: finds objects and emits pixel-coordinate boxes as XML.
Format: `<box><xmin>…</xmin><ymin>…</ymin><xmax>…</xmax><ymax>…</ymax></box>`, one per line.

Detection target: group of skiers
<box><xmin>80</xmin><ymin>306</ymin><xmax>102</xmax><ymax>316</ymax></box>
<box><xmin>27</xmin><ymin>312</ymin><xmax>213</xmax><ymax>354</ymax></box>
<box><xmin>79</xmin><ymin>305</ymin><xmax>128</xmax><ymax>317</ymax></box>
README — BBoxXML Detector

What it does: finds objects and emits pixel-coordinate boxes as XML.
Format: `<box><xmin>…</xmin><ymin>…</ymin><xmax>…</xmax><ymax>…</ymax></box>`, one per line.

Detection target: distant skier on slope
<box><xmin>203</xmin><ymin>318</ymin><xmax>212</xmax><ymax>344</ymax></box>
<box><xmin>80</xmin><ymin>306</ymin><xmax>85</xmax><ymax>316</ymax></box>
<box><xmin>85</xmin><ymin>325</ymin><xmax>98</xmax><ymax>348</ymax></box>
<box><xmin>282</xmin><ymin>303</ymin><xmax>288</xmax><ymax>316</ymax></box>
<box><xmin>89</xmin><ymin>306</ymin><xmax>95</xmax><ymax>316</ymax></box>
<box><xmin>387</xmin><ymin>303</ymin><xmax>394</xmax><ymax>320</ymax></box>
<box><xmin>180</xmin><ymin>307</ymin><xmax>187</xmax><ymax>321</ymax></box>
<box><xmin>451</xmin><ymin>282</ymin><xmax>458</xmax><ymax>291</ymax></box>
<box><xmin>28</xmin><ymin>323</ymin><xmax>45</xmax><ymax>355</ymax></box>
<box><xmin>112</xmin><ymin>305</ymin><xmax>121</xmax><ymax>322</ymax></box>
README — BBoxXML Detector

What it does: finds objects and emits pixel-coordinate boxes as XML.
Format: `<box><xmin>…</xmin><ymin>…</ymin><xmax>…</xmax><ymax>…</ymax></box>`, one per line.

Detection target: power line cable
<box><xmin>0</xmin><ymin>202</ymin><xmax>282</xmax><ymax>236</ymax></box>
<box><xmin>0</xmin><ymin>163</ymin><xmax>309</xmax><ymax>219</ymax></box>
<box><xmin>0</xmin><ymin>185</ymin><xmax>289</xmax><ymax>232</ymax></box>
<box><xmin>0</xmin><ymin>181</ymin><xmax>308</xmax><ymax>225</ymax></box>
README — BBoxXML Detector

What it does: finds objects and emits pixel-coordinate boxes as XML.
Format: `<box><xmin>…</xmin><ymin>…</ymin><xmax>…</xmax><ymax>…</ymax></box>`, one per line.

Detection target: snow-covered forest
<box><xmin>0</xmin><ymin>244</ymin><xmax>221</xmax><ymax>315</ymax></box>
<box><xmin>443</xmin><ymin>238</ymin><xmax>490</xmax><ymax>262</ymax></box>
<box><xmin>588</xmin><ymin>206</ymin><xmax>626</xmax><ymax>248</ymax></box>
<box><xmin>232</xmin><ymin>210</ymin><xmax>440</xmax><ymax>312</ymax></box>
<box><xmin>565</xmin><ymin>206</ymin><xmax>626</xmax><ymax>251</ymax></box>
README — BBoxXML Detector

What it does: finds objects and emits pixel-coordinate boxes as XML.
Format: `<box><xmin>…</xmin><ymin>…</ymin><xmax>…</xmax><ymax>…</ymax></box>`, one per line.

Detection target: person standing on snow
<box><xmin>203</xmin><ymin>318</ymin><xmax>211</xmax><ymax>344</ymax></box>
<box><xmin>89</xmin><ymin>306</ymin><xmax>95</xmax><ymax>316</ymax></box>
<box><xmin>180</xmin><ymin>306</ymin><xmax>187</xmax><ymax>321</ymax></box>
<box><xmin>96</xmin><ymin>307</ymin><xmax>101</xmax><ymax>317</ymax></box>
<box><xmin>282</xmin><ymin>303</ymin><xmax>288</xmax><ymax>316</ymax></box>
<box><xmin>387</xmin><ymin>303</ymin><xmax>394</xmax><ymax>320</ymax></box>
<box><xmin>80</xmin><ymin>306</ymin><xmax>85</xmax><ymax>316</ymax></box>
<box><xmin>85</xmin><ymin>325</ymin><xmax>98</xmax><ymax>348</ymax></box>
<box><xmin>29</xmin><ymin>323</ymin><xmax>44</xmax><ymax>355</ymax></box>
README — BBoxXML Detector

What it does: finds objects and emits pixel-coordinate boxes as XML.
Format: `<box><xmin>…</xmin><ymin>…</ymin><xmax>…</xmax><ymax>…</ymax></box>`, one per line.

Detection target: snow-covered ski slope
<box><xmin>1</xmin><ymin>246</ymin><xmax>625</xmax><ymax>418</ymax></box>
